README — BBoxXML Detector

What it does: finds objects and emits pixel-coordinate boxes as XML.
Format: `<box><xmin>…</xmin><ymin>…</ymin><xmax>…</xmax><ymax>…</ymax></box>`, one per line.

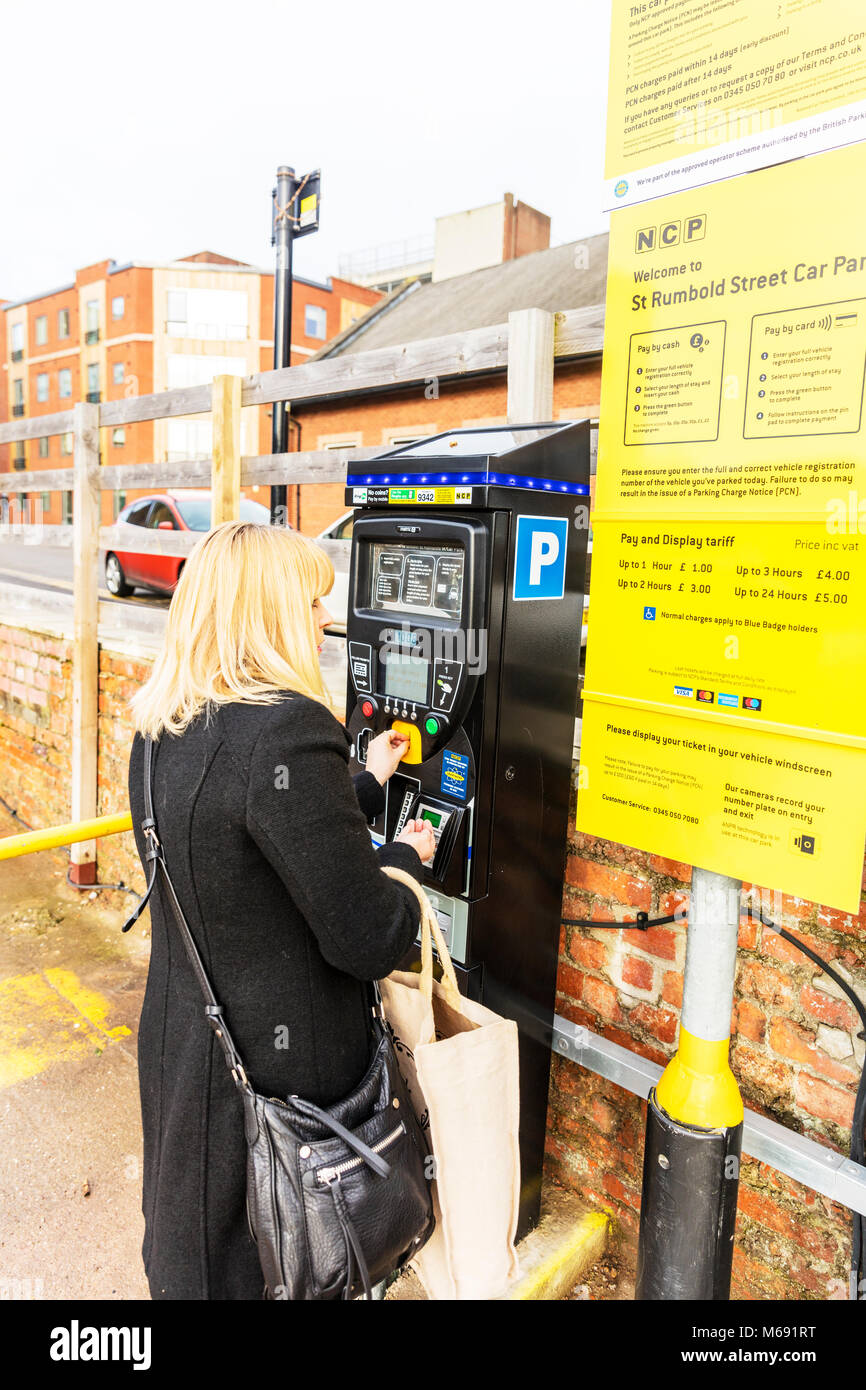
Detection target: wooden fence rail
<box><xmin>0</xmin><ymin>305</ymin><xmax>603</xmax><ymax>879</ymax></box>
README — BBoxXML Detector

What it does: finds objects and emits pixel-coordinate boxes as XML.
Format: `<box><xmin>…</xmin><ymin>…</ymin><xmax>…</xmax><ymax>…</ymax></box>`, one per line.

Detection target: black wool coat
<box><xmin>127</xmin><ymin>692</ymin><xmax>425</xmax><ymax>1301</ymax></box>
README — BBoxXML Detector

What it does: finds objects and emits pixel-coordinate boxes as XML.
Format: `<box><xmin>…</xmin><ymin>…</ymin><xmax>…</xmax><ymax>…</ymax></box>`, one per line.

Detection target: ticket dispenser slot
<box><xmin>344</xmin><ymin>422</ymin><xmax>591</xmax><ymax>1237</ymax></box>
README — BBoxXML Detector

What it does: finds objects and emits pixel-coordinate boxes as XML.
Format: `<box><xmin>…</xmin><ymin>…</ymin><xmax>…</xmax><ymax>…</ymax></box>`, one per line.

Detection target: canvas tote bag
<box><xmin>380</xmin><ymin>866</ymin><xmax>521</xmax><ymax>1300</ymax></box>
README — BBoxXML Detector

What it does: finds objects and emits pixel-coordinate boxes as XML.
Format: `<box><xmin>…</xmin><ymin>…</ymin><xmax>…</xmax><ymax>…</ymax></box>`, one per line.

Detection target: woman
<box><xmin>127</xmin><ymin>521</ymin><xmax>436</xmax><ymax>1300</ymax></box>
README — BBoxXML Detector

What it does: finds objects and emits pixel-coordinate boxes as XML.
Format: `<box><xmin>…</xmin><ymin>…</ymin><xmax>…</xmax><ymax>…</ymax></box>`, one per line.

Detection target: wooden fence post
<box><xmin>70</xmin><ymin>402</ymin><xmax>100</xmax><ymax>885</ymax></box>
<box><xmin>506</xmin><ymin>308</ymin><xmax>555</xmax><ymax>423</ymax></box>
<box><xmin>211</xmin><ymin>375</ymin><xmax>242</xmax><ymax>525</ymax></box>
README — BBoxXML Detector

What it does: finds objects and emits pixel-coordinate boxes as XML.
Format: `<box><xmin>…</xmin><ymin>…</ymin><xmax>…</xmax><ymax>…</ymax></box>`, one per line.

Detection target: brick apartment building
<box><xmin>0</xmin><ymin>252</ymin><xmax>379</xmax><ymax>525</ymax></box>
<box><xmin>0</xmin><ymin>195</ymin><xmax>607</xmax><ymax>538</ymax></box>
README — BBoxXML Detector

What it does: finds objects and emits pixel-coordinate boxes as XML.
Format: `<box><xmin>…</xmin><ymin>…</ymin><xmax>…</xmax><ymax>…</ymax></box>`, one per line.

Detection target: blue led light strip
<box><xmin>346</xmin><ymin>470</ymin><xmax>589</xmax><ymax>495</ymax></box>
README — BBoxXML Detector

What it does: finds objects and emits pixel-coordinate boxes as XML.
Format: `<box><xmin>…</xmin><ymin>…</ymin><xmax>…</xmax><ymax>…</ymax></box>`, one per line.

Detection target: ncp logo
<box><xmin>635</xmin><ymin>214</ymin><xmax>706</xmax><ymax>252</ymax></box>
<box><xmin>513</xmin><ymin>515</ymin><xmax>568</xmax><ymax>601</ymax></box>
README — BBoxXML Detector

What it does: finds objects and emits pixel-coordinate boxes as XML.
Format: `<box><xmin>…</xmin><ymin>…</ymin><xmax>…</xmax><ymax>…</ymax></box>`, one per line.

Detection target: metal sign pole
<box><xmin>636</xmin><ymin>866</ymin><xmax>744</xmax><ymax>1300</ymax></box>
<box><xmin>270</xmin><ymin>164</ymin><xmax>295</xmax><ymax>526</ymax></box>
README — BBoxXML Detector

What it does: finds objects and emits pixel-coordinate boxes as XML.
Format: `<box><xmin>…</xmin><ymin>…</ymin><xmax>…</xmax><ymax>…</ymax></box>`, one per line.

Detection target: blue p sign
<box><xmin>513</xmin><ymin>515</ymin><xmax>569</xmax><ymax>601</ymax></box>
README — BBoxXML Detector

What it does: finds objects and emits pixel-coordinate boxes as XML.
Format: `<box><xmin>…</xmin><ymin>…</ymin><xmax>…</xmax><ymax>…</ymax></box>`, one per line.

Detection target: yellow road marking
<box><xmin>0</xmin><ymin>968</ymin><xmax>131</xmax><ymax>1090</ymax></box>
<box><xmin>504</xmin><ymin>1211</ymin><xmax>610</xmax><ymax>1300</ymax></box>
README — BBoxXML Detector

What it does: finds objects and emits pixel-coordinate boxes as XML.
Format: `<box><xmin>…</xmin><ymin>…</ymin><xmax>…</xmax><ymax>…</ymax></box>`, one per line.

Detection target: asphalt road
<box><xmin>0</xmin><ymin>543</ymin><xmax>170</xmax><ymax>611</ymax></box>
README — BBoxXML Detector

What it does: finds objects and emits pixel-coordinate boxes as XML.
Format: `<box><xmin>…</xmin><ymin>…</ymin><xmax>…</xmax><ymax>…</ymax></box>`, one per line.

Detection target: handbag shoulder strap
<box><xmin>122</xmin><ymin>734</ymin><xmax>253</xmax><ymax>1094</ymax></box>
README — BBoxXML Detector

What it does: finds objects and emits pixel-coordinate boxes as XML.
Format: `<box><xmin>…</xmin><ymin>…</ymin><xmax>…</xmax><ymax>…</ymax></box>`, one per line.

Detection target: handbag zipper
<box><xmin>316</xmin><ymin>1122</ymin><xmax>405</xmax><ymax>1185</ymax></box>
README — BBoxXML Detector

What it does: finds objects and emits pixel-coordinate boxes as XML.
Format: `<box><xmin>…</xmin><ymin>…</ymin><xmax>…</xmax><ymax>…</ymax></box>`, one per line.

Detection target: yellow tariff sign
<box><xmin>577</xmin><ymin>699</ymin><xmax>866</xmax><ymax>912</ymax></box>
<box><xmin>596</xmin><ymin>143</ymin><xmax>866</xmax><ymax>522</ymax></box>
<box><xmin>604</xmin><ymin>0</ymin><xmax>866</xmax><ymax>208</ymax></box>
<box><xmin>584</xmin><ymin>519</ymin><xmax>866</xmax><ymax>744</ymax></box>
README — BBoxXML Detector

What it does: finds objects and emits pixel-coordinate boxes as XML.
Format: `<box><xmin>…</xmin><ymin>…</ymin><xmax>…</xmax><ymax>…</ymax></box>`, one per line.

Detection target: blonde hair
<box><xmin>132</xmin><ymin>521</ymin><xmax>335</xmax><ymax>739</ymax></box>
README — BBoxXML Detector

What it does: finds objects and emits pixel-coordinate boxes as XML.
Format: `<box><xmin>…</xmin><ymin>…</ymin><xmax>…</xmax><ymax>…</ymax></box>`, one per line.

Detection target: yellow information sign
<box><xmin>578</xmin><ymin>700</ymin><xmax>866</xmax><ymax>911</ymax></box>
<box><xmin>585</xmin><ymin>519</ymin><xmax>866</xmax><ymax>744</ymax></box>
<box><xmin>581</xmin><ymin>146</ymin><xmax>866</xmax><ymax>909</ymax></box>
<box><xmin>605</xmin><ymin>0</ymin><xmax>866</xmax><ymax>208</ymax></box>
<box><xmin>596</xmin><ymin>143</ymin><xmax>866</xmax><ymax>522</ymax></box>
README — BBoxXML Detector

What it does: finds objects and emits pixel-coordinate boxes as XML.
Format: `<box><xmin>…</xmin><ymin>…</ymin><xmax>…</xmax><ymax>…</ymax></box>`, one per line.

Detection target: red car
<box><xmin>104</xmin><ymin>490</ymin><xmax>272</xmax><ymax>597</ymax></box>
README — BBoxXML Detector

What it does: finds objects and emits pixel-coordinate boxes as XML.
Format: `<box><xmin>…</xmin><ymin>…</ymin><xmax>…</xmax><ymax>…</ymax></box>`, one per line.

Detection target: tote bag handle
<box><xmin>382</xmin><ymin>865</ymin><xmax>462</xmax><ymax>1011</ymax></box>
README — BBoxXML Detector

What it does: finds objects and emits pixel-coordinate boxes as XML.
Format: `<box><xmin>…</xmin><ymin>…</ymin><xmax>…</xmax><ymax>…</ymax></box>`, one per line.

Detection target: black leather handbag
<box><xmin>123</xmin><ymin>734</ymin><xmax>435</xmax><ymax>1300</ymax></box>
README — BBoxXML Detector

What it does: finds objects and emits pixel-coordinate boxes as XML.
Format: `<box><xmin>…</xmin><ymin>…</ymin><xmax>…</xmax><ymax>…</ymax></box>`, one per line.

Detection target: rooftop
<box><xmin>316</xmin><ymin>232</ymin><xmax>608</xmax><ymax>358</ymax></box>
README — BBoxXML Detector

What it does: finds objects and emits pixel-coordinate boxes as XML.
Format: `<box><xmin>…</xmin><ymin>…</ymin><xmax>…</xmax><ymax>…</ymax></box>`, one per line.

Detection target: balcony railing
<box><xmin>85</xmin><ymin>329</ymin><xmax>99</xmax><ymax>345</ymax></box>
<box><xmin>85</xmin><ymin>391</ymin><xmax>101</xmax><ymax>404</ymax></box>
<box><xmin>11</xmin><ymin>349</ymin><xmax>23</xmax><ymax>362</ymax></box>
<box><xmin>12</xmin><ymin>404</ymin><xmax>25</xmax><ymax>417</ymax></box>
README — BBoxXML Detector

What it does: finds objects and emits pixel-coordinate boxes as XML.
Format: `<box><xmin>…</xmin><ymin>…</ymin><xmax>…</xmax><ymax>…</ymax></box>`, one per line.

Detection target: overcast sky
<box><xmin>2</xmin><ymin>0</ymin><xmax>611</xmax><ymax>304</ymax></box>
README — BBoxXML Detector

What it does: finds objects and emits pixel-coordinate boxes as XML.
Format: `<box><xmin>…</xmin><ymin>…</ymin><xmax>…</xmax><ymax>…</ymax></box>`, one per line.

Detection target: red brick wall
<box><xmin>0</xmin><ymin>624</ymin><xmax>149</xmax><ymax>889</ymax></box>
<box><xmin>0</xmin><ymin>625</ymin><xmax>72</xmax><ymax>830</ymax></box>
<box><xmin>1</xmin><ymin>617</ymin><xmax>863</xmax><ymax>1301</ymax></box>
<box><xmin>292</xmin><ymin>358</ymin><xmax>603</xmax><ymax>535</ymax></box>
<box><xmin>547</xmin><ymin>773</ymin><xmax>866</xmax><ymax>1300</ymax></box>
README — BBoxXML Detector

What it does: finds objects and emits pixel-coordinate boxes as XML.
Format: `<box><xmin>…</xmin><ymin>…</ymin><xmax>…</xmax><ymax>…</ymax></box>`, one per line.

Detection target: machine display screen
<box><xmin>369</xmin><ymin>544</ymin><xmax>464</xmax><ymax>620</ymax></box>
<box><xmin>381</xmin><ymin>651</ymin><xmax>430</xmax><ymax>704</ymax></box>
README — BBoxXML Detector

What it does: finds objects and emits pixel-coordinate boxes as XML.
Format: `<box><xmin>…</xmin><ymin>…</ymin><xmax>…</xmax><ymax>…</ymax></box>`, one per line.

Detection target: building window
<box><xmin>36</xmin><ymin>372</ymin><xmax>49</xmax><ymax>403</ymax></box>
<box><xmin>13</xmin><ymin>444</ymin><xmax>26</xmax><ymax>470</ymax></box>
<box><xmin>112</xmin><ymin>428</ymin><xmax>126</xmax><ymax>447</ymax></box>
<box><xmin>60</xmin><ymin>433</ymin><xmax>72</xmax><ymax>456</ymax></box>
<box><xmin>86</xmin><ymin>363</ymin><xmax>100</xmax><ymax>402</ymax></box>
<box><xmin>113</xmin><ymin>492</ymin><xmax>127</xmax><ymax>519</ymax></box>
<box><xmin>112</xmin><ymin>362</ymin><xmax>125</xmax><ymax>385</ymax></box>
<box><xmin>12</xmin><ymin>379</ymin><xmax>24</xmax><ymax>414</ymax></box>
<box><xmin>62</xmin><ymin>491</ymin><xmax>73</xmax><ymax>524</ymax></box>
<box><xmin>305</xmin><ymin>304</ymin><xmax>327</xmax><ymax>340</ymax></box>
<box><xmin>111</xmin><ymin>296</ymin><xmax>124</xmax><ymax>320</ymax></box>
<box><xmin>85</xmin><ymin>300</ymin><xmax>99</xmax><ymax>344</ymax></box>
<box><xmin>35</xmin><ymin>315</ymin><xmax>48</xmax><ymax>346</ymax></box>
<box><xmin>58</xmin><ymin>307</ymin><xmax>70</xmax><ymax>338</ymax></box>
<box><xmin>165</xmin><ymin>353</ymin><xmax>248</xmax><ymax>390</ymax></box>
<box><xmin>38</xmin><ymin>437</ymin><xmax>50</xmax><ymax>459</ymax></box>
<box><xmin>40</xmin><ymin>492</ymin><xmax>51</xmax><ymax>516</ymax></box>
<box><xmin>58</xmin><ymin>368</ymin><xmax>72</xmax><ymax>398</ymax></box>
<box><xmin>11</xmin><ymin>322</ymin><xmax>24</xmax><ymax>360</ymax></box>
<box><xmin>165</xmin><ymin>287</ymin><xmax>248</xmax><ymax>340</ymax></box>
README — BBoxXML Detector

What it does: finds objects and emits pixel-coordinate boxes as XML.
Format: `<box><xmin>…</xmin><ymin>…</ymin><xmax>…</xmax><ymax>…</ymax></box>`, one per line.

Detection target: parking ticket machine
<box><xmin>344</xmin><ymin>423</ymin><xmax>590</xmax><ymax>1232</ymax></box>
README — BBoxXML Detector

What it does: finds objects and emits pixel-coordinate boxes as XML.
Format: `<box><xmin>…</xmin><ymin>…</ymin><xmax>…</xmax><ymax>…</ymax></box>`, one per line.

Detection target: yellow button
<box><xmin>391</xmin><ymin>720</ymin><xmax>422</xmax><ymax>764</ymax></box>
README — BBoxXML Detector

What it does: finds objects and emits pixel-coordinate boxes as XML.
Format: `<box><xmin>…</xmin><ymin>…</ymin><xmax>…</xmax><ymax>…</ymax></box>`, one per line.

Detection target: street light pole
<box><xmin>270</xmin><ymin>164</ymin><xmax>295</xmax><ymax>526</ymax></box>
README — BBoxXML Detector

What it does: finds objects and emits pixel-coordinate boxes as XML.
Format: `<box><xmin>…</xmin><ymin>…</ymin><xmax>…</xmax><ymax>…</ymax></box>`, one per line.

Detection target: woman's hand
<box><xmin>395</xmin><ymin>818</ymin><xmax>436</xmax><ymax>864</ymax></box>
<box><xmin>365</xmin><ymin>730</ymin><xmax>410</xmax><ymax>786</ymax></box>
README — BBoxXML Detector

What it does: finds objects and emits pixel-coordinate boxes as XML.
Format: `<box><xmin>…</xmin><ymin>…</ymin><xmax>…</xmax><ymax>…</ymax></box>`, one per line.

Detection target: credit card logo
<box><xmin>696</xmin><ymin>689</ymin><xmax>714</xmax><ymax>703</ymax></box>
<box><xmin>673</xmin><ymin>686</ymin><xmax>693</xmax><ymax>698</ymax></box>
<box><xmin>717</xmin><ymin>692</ymin><xmax>738</xmax><ymax>708</ymax></box>
<box><xmin>742</xmin><ymin>696</ymin><xmax>762</xmax><ymax>711</ymax></box>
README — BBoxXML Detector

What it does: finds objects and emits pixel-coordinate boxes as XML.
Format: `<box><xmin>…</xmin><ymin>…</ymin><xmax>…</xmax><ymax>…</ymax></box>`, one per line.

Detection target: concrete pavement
<box><xmin>0</xmin><ymin>809</ymin><xmax>150</xmax><ymax>1299</ymax></box>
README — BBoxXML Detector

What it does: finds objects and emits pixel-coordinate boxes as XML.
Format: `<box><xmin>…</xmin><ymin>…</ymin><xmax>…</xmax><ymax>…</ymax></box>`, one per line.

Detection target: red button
<box><xmin>361</xmin><ymin>700</ymin><xmax>374</xmax><ymax>718</ymax></box>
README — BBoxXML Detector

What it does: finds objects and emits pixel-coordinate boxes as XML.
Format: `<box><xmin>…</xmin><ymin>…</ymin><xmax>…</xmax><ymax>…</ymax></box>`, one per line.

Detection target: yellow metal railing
<box><xmin>0</xmin><ymin>812</ymin><xmax>133</xmax><ymax>861</ymax></box>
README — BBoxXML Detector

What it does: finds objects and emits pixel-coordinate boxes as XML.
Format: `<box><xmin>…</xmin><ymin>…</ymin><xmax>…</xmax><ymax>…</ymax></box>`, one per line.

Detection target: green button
<box><xmin>425</xmin><ymin>717</ymin><xmax>439</xmax><ymax>736</ymax></box>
